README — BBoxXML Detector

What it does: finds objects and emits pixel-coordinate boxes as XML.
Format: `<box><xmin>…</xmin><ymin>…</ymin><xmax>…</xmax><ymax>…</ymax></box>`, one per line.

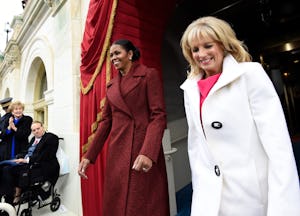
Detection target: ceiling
<box><xmin>172</xmin><ymin>0</ymin><xmax>300</xmax><ymax>82</ymax></box>
<box><xmin>177</xmin><ymin>0</ymin><xmax>300</xmax><ymax>61</ymax></box>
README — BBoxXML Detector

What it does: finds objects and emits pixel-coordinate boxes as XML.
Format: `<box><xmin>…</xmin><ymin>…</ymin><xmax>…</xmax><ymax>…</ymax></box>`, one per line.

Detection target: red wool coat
<box><xmin>85</xmin><ymin>63</ymin><xmax>170</xmax><ymax>216</ymax></box>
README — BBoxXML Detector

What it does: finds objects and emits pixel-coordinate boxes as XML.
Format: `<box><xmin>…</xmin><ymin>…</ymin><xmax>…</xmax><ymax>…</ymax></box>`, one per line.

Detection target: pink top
<box><xmin>197</xmin><ymin>73</ymin><xmax>221</xmax><ymax>111</ymax></box>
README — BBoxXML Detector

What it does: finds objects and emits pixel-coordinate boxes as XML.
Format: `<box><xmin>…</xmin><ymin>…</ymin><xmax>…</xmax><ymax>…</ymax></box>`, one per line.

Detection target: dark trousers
<box><xmin>0</xmin><ymin>164</ymin><xmax>28</xmax><ymax>204</ymax></box>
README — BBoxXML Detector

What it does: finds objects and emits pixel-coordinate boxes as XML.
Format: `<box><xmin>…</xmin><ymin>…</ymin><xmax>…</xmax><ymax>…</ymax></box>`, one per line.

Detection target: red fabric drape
<box><xmin>80</xmin><ymin>1</ymin><xmax>114</xmax><ymax>216</ymax></box>
<box><xmin>80</xmin><ymin>1</ymin><xmax>175</xmax><ymax>216</ymax></box>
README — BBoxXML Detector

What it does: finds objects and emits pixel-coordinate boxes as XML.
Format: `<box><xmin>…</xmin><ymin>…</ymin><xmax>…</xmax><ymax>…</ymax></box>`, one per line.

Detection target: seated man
<box><xmin>0</xmin><ymin>121</ymin><xmax>60</xmax><ymax>204</ymax></box>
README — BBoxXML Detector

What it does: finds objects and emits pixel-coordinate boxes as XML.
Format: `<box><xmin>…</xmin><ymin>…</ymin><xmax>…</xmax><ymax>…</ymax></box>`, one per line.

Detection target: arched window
<box><xmin>33</xmin><ymin>59</ymin><xmax>48</xmax><ymax>127</ymax></box>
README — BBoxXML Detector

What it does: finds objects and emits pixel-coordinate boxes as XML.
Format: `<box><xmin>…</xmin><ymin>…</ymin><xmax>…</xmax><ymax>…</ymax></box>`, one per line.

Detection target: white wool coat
<box><xmin>180</xmin><ymin>54</ymin><xmax>300</xmax><ymax>216</ymax></box>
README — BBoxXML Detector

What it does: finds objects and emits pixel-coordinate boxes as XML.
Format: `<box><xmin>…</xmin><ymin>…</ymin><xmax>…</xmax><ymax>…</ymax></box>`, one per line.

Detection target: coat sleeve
<box><xmin>13</xmin><ymin>116</ymin><xmax>33</xmax><ymax>140</ymax></box>
<box><xmin>140</xmin><ymin>68</ymin><xmax>167</xmax><ymax>163</ymax></box>
<box><xmin>84</xmin><ymin>98</ymin><xmax>112</xmax><ymax>163</ymax></box>
<box><xmin>245</xmin><ymin>63</ymin><xmax>300</xmax><ymax>215</ymax></box>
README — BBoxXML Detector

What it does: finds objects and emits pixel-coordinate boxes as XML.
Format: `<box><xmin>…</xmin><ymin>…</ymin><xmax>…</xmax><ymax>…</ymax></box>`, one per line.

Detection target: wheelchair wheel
<box><xmin>50</xmin><ymin>196</ymin><xmax>60</xmax><ymax>212</ymax></box>
<box><xmin>0</xmin><ymin>211</ymin><xmax>9</xmax><ymax>216</ymax></box>
<box><xmin>20</xmin><ymin>208</ymin><xmax>32</xmax><ymax>216</ymax></box>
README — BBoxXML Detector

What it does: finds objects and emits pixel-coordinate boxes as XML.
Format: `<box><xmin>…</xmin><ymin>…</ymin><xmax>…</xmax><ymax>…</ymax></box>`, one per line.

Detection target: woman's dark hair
<box><xmin>112</xmin><ymin>39</ymin><xmax>141</xmax><ymax>61</ymax></box>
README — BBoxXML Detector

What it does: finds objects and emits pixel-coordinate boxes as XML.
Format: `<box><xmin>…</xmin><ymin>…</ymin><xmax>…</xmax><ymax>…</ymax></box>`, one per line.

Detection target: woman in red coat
<box><xmin>78</xmin><ymin>39</ymin><xmax>169</xmax><ymax>216</ymax></box>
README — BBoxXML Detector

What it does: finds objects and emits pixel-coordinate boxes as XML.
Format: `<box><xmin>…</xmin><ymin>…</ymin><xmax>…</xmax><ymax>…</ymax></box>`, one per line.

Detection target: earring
<box><xmin>129</xmin><ymin>57</ymin><xmax>132</xmax><ymax>61</ymax></box>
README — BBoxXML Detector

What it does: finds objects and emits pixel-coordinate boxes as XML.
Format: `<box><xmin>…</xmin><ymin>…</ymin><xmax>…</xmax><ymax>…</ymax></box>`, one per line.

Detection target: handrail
<box><xmin>164</xmin><ymin>147</ymin><xmax>178</xmax><ymax>162</ymax></box>
<box><xmin>164</xmin><ymin>148</ymin><xmax>178</xmax><ymax>155</ymax></box>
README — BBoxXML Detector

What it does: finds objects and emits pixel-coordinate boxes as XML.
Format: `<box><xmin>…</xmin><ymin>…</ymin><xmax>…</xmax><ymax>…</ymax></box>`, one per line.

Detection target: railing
<box><xmin>163</xmin><ymin>129</ymin><xmax>178</xmax><ymax>216</ymax></box>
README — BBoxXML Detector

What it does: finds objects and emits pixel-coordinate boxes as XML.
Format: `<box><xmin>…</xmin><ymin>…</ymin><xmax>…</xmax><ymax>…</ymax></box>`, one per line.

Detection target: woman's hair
<box><xmin>180</xmin><ymin>16</ymin><xmax>252</xmax><ymax>77</ymax></box>
<box><xmin>9</xmin><ymin>101</ymin><xmax>25</xmax><ymax>111</ymax></box>
<box><xmin>112</xmin><ymin>39</ymin><xmax>141</xmax><ymax>61</ymax></box>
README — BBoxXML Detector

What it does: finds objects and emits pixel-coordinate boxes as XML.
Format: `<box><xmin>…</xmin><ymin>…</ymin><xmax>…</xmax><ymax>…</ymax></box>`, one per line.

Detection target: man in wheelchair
<box><xmin>0</xmin><ymin>120</ymin><xmax>60</xmax><ymax>206</ymax></box>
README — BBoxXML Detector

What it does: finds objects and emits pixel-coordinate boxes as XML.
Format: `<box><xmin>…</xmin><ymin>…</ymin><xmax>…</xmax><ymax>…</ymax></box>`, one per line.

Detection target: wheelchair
<box><xmin>14</xmin><ymin>163</ymin><xmax>61</xmax><ymax>216</ymax></box>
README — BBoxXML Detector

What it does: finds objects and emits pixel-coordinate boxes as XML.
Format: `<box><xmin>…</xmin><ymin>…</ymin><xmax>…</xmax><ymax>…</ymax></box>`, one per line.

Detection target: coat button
<box><xmin>211</xmin><ymin>121</ymin><xmax>222</xmax><ymax>129</ymax></box>
<box><xmin>214</xmin><ymin>165</ymin><xmax>220</xmax><ymax>176</ymax></box>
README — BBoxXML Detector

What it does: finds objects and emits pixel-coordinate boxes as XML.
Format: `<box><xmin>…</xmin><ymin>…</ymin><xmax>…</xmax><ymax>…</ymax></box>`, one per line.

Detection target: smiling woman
<box><xmin>1</xmin><ymin>101</ymin><xmax>32</xmax><ymax>161</ymax></box>
<box><xmin>78</xmin><ymin>39</ymin><xmax>170</xmax><ymax>216</ymax></box>
<box><xmin>0</xmin><ymin>0</ymin><xmax>23</xmax><ymax>52</ymax></box>
<box><xmin>180</xmin><ymin>16</ymin><xmax>300</xmax><ymax>216</ymax></box>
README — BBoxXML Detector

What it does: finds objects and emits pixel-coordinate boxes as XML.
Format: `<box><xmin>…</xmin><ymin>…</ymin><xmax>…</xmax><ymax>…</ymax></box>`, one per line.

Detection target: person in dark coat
<box><xmin>0</xmin><ymin>97</ymin><xmax>13</xmax><ymax>161</ymax></box>
<box><xmin>0</xmin><ymin>101</ymin><xmax>32</xmax><ymax>161</ymax></box>
<box><xmin>78</xmin><ymin>39</ymin><xmax>170</xmax><ymax>216</ymax></box>
<box><xmin>0</xmin><ymin>120</ymin><xmax>60</xmax><ymax>204</ymax></box>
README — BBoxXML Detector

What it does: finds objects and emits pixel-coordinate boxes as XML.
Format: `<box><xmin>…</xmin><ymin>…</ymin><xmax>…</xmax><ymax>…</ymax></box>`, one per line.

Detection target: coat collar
<box><xmin>210</xmin><ymin>54</ymin><xmax>244</xmax><ymax>94</ymax></box>
<box><xmin>106</xmin><ymin>62</ymin><xmax>146</xmax><ymax>117</ymax></box>
<box><xmin>31</xmin><ymin>133</ymin><xmax>46</xmax><ymax>152</ymax></box>
<box><xmin>119</xmin><ymin>62</ymin><xmax>146</xmax><ymax>97</ymax></box>
<box><xmin>181</xmin><ymin>54</ymin><xmax>245</xmax><ymax>93</ymax></box>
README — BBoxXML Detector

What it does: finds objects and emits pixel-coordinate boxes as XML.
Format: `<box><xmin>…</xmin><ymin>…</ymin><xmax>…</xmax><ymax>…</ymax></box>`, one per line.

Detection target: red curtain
<box><xmin>80</xmin><ymin>1</ymin><xmax>175</xmax><ymax>215</ymax></box>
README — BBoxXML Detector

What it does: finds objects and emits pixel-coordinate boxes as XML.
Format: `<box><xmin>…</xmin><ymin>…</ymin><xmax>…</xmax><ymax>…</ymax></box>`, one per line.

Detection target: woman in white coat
<box><xmin>180</xmin><ymin>16</ymin><xmax>300</xmax><ymax>216</ymax></box>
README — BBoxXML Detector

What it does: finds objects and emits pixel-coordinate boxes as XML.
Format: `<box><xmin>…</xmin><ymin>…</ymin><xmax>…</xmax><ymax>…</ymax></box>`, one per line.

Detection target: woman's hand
<box><xmin>7</xmin><ymin>117</ymin><xmax>13</xmax><ymax>130</ymax></box>
<box><xmin>132</xmin><ymin>155</ymin><xmax>153</xmax><ymax>172</ymax></box>
<box><xmin>78</xmin><ymin>158</ymin><xmax>90</xmax><ymax>179</ymax></box>
<box><xmin>8</xmin><ymin>117</ymin><xmax>17</xmax><ymax>131</ymax></box>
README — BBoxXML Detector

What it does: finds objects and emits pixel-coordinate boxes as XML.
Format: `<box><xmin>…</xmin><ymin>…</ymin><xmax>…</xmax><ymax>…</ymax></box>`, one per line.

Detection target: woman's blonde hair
<box><xmin>9</xmin><ymin>101</ymin><xmax>25</xmax><ymax>111</ymax></box>
<box><xmin>180</xmin><ymin>16</ymin><xmax>252</xmax><ymax>77</ymax></box>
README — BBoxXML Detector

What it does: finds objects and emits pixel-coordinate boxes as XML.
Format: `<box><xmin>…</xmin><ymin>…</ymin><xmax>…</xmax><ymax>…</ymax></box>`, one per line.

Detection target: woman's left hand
<box><xmin>78</xmin><ymin>158</ymin><xmax>90</xmax><ymax>179</ymax></box>
<box><xmin>132</xmin><ymin>155</ymin><xmax>153</xmax><ymax>172</ymax></box>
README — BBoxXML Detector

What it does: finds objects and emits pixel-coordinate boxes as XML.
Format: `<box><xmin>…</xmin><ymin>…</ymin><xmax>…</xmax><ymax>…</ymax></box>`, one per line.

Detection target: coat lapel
<box><xmin>209</xmin><ymin>54</ymin><xmax>245</xmax><ymax>95</ymax></box>
<box><xmin>181</xmin><ymin>74</ymin><xmax>202</xmax><ymax>129</ymax></box>
<box><xmin>121</xmin><ymin>63</ymin><xmax>146</xmax><ymax>97</ymax></box>
<box><xmin>106</xmin><ymin>63</ymin><xmax>145</xmax><ymax>117</ymax></box>
<box><xmin>106</xmin><ymin>75</ymin><xmax>132</xmax><ymax>117</ymax></box>
<box><xmin>33</xmin><ymin>134</ymin><xmax>46</xmax><ymax>153</ymax></box>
